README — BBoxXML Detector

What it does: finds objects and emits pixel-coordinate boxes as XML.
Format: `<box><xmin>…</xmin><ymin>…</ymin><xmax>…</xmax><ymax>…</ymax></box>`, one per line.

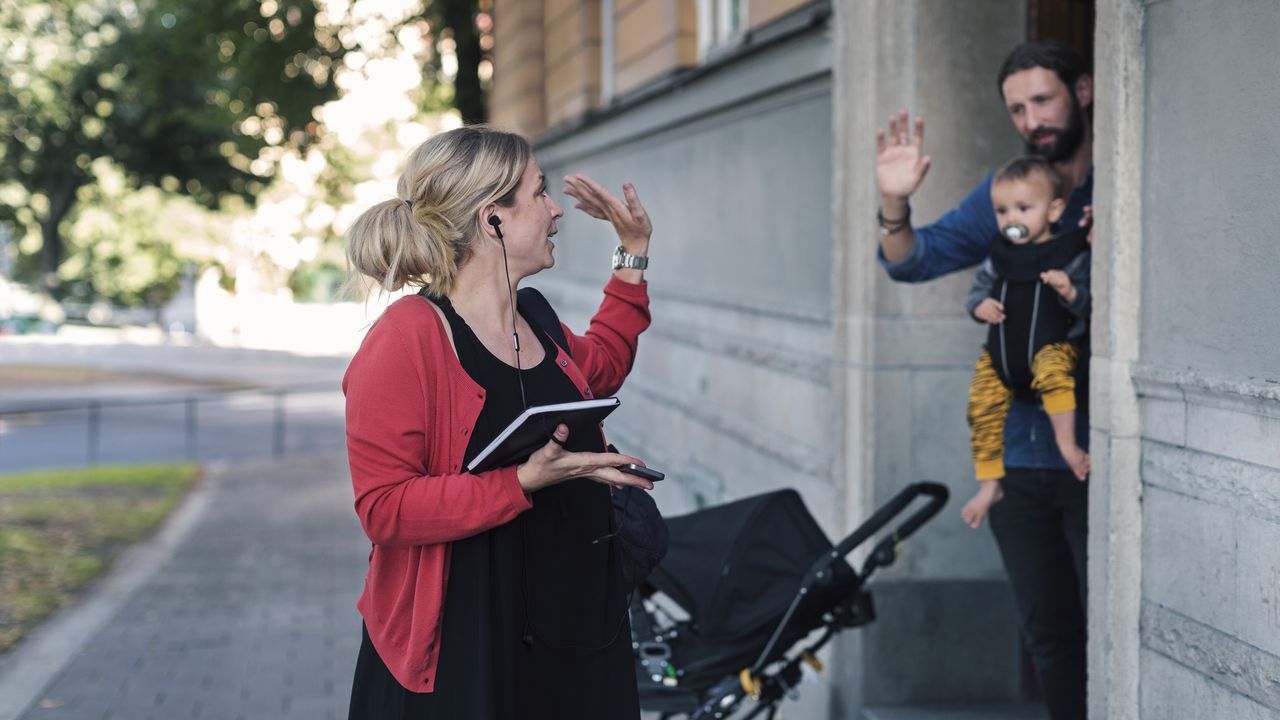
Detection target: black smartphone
<box><xmin>616</xmin><ymin>464</ymin><xmax>664</xmax><ymax>482</ymax></box>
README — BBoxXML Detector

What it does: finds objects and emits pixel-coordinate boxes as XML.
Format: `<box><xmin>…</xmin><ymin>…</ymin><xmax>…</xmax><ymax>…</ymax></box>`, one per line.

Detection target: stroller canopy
<box><xmin>647</xmin><ymin>489</ymin><xmax>854</xmax><ymax>643</ymax></box>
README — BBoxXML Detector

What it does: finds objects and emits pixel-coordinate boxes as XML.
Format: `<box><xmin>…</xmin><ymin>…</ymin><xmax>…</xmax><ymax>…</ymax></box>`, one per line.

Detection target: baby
<box><xmin>960</xmin><ymin>156</ymin><xmax>1091</xmax><ymax>529</ymax></box>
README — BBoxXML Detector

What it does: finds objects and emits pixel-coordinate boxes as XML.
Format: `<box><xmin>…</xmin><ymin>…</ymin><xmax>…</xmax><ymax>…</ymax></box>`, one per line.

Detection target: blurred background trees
<box><xmin>0</xmin><ymin>0</ymin><xmax>492</xmax><ymax>311</ymax></box>
<box><xmin>426</xmin><ymin>0</ymin><xmax>487</xmax><ymax>124</ymax></box>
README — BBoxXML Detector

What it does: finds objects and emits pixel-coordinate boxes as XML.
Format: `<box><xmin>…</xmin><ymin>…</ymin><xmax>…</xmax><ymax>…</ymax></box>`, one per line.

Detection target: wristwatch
<box><xmin>611</xmin><ymin>245</ymin><xmax>649</xmax><ymax>271</ymax></box>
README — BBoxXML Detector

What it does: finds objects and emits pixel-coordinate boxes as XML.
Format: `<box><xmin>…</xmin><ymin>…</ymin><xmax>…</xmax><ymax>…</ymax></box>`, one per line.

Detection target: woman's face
<box><xmin>499</xmin><ymin>158</ymin><xmax>564</xmax><ymax>273</ymax></box>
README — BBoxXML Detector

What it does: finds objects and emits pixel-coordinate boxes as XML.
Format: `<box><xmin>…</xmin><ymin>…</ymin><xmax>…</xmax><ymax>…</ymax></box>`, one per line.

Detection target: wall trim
<box><xmin>534</xmin><ymin>4</ymin><xmax>831</xmax><ymax>160</ymax></box>
<box><xmin>1143</xmin><ymin>441</ymin><xmax>1280</xmax><ymax>525</ymax></box>
<box><xmin>624</xmin><ymin>377</ymin><xmax>833</xmax><ymax>478</ymax></box>
<box><xmin>644</xmin><ymin>323</ymin><xmax>831</xmax><ymax>387</ymax></box>
<box><xmin>1142</xmin><ymin>601</ymin><xmax>1280</xmax><ymax>711</ymax></box>
<box><xmin>1132</xmin><ymin>364</ymin><xmax>1280</xmax><ymax>417</ymax></box>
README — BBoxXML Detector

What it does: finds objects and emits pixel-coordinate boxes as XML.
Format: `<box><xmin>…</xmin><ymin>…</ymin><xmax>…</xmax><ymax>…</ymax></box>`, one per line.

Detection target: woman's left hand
<box><xmin>563</xmin><ymin>174</ymin><xmax>652</xmax><ymax>255</ymax></box>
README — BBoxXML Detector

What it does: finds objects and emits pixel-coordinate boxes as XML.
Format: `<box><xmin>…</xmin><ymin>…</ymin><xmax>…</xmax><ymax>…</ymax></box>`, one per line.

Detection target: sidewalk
<box><xmin>0</xmin><ymin>451</ymin><xmax>366</xmax><ymax>720</ymax></box>
<box><xmin>0</xmin><ymin>449</ymin><xmax>1051</xmax><ymax>720</ymax></box>
<box><xmin>0</xmin><ymin>337</ymin><xmax>350</xmax><ymax>393</ymax></box>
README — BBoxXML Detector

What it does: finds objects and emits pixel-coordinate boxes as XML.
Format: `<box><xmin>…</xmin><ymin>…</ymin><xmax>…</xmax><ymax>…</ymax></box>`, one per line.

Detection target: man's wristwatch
<box><xmin>611</xmin><ymin>245</ymin><xmax>649</xmax><ymax>271</ymax></box>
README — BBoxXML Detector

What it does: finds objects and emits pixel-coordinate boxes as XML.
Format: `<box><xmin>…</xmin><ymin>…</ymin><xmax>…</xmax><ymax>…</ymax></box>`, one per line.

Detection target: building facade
<box><xmin>490</xmin><ymin>1</ymin><xmax>1280</xmax><ymax>717</ymax></box>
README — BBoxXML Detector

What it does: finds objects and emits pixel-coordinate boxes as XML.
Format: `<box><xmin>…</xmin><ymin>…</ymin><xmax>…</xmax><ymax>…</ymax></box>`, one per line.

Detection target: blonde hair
<box><xmin>345</xmin><ymin>126</ymin><xmax>532</xmax><ymax>297</ymax></box>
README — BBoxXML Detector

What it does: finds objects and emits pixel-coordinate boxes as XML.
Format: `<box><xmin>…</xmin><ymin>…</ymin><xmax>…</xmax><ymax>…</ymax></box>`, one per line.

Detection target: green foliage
<box><xmin>288</xmin><ymin>260</ymin><xmax>346</xmax><ymax>302</ymax></box>
<box><xmin>0</xmin><ymin>0</ymin><xmax>489</xmax><ymax>306</ymax></box>
<box><xmin>0</xmin><ymin>0</ymin><xmax>344</xmax><ymax>292</ymax></box>
<box><xmin>57</xmin><ymin>161</ymin><xmax>231</xmax><ymax>306</ymax></box>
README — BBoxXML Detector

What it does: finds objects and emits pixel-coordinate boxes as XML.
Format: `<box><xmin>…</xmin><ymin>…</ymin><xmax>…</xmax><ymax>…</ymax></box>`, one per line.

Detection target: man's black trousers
<box><xmin>988</xmin><ymin>467</ymin><xmax>1088</xmax><ymax>720</ymax></box>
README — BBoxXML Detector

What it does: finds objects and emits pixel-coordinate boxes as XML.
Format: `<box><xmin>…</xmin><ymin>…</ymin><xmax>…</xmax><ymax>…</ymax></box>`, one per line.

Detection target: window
<box><xmin>697</xmin><ymin>0</ymin><xmax>746</xmax><ymax>59</ymax></box>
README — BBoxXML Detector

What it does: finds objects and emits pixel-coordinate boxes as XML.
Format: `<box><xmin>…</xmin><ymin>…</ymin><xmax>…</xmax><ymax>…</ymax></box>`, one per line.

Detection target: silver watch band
<box><xmin>612</xmin><ymin>245</ymin><xmax>649</xmax><ymax>271</ymax></box>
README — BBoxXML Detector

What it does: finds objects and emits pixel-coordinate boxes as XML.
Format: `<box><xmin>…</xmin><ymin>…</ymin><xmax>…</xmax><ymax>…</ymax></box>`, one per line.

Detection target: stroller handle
<box><xmin>829</xmin><ymin>481</ymin><xmax>949</xmax><ymax>563</ymax></box>
<box><xmin>748</xmin><ymin>482</ymin><xmax>949</xmax><ymax>679</ymax></box>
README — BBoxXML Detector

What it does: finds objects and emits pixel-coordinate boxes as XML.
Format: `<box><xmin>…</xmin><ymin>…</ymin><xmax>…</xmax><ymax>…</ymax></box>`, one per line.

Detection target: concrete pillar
<box><xmin>1089</xmin><ymin>1</ymin><xmax>1145</xmax><ymax>717</ymax></box>
<box><xmin>829</xmin><ymin>2</ymin><xmax>880</xmax><ymax>711</ymax></box>
<box><xmin>832</xmin><ymin>0</ymin><xmax>1027</xmax><ymax>713</ymax></box>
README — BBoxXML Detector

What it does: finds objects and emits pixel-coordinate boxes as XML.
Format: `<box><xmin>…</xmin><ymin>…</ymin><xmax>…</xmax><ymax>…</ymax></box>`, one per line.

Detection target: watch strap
<box><xmin>612</xmin><ymin>246</ymin><xmax>649</xmax><ymax>271</ymax></box>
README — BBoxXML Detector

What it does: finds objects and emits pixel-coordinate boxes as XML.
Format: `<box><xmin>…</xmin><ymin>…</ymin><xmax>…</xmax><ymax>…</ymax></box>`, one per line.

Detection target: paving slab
<box><xmin>863</xmin><ymin>703</ymin><xmax>1047</xmax><ymax>720</ymax></box>
<box><xmin>0</xmin><ymin>451</ymin><xmax>367</xmax><ymax>720</ymax></box>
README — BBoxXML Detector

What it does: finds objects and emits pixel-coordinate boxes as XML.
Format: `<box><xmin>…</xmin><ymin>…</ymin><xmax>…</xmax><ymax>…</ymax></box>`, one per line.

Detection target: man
<box><xmin>873</xmin><ymin>41</ymin><xmax>1093</xmax><ymax>720</ymax></box>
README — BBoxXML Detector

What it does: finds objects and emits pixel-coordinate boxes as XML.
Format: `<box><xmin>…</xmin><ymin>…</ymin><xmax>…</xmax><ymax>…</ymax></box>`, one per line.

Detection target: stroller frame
<box><xmin>636</xmin><ymin>481</ymin><xmax>949</xmax><ymax>720</ymax></box>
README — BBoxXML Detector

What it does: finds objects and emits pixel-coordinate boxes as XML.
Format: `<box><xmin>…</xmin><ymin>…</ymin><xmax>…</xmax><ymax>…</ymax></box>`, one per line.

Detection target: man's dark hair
<box><xmin>993</xmin><ymin>156</ymin><xmax>1068</xmax><ymax>199</ymax></box>
<box><xmin>997</xmin><ymin>40</ymin><xmax>1091</xmax><ymax>94</ymax></box>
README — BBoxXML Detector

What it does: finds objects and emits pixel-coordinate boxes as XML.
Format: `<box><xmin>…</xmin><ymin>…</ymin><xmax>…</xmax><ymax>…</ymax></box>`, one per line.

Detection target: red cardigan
<box><xmin>343</xmin><ymin>276</ymin><xmax>651</xmax><ymax>693</ymax></box>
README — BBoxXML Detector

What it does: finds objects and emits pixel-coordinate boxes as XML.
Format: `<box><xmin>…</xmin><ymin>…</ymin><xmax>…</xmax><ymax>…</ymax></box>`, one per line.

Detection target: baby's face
<box><xmin>991</xmin><ymin>177</ymin><xmax>1062</xmax><ymax>244</ymax></box>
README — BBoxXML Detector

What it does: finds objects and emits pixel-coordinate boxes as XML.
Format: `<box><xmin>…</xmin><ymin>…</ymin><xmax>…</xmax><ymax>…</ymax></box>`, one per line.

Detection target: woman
<box><xmin>342</xmin><ymin>126</ymin><xmax>656</xmax><ymax>718</ymax></box>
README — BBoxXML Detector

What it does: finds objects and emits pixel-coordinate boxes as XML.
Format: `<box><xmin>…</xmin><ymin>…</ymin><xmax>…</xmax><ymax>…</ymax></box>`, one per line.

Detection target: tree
<box><xmin>0</xmin><ymin>0</ymin><xmax>345</xmax><ymax>296</ymax></box>
<box><xmin>416</xmin><ymin>0</ymin><xmax>491</xmax><ymax>125</ymax></box>
<box><xmin>434</xmin><ymin>0</ymin><xmax>487</xmax><ymax>124</ymax></box>
<box><xmin>57</xmin><ymin>158</ymin><xmax>235</xmax><ymax>309</ymax></box>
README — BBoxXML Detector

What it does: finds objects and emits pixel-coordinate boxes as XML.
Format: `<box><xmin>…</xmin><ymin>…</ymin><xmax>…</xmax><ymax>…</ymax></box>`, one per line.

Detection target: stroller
<box><xmin>631</xmin><ymin>482</ymin><xmax>949</xmax><ymax>719</ymax></box>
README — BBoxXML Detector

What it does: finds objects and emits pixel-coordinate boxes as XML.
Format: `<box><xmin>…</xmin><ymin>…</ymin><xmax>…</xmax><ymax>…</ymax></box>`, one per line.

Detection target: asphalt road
<box><xmin>0</xmin><ymin>390</ymin><xmax>346</xmax><ymax>473</ymax></box>
<box><xmin>0</xmin><ymin>339</ymin><xmax>349</xmax><ymax>473</ymax></box>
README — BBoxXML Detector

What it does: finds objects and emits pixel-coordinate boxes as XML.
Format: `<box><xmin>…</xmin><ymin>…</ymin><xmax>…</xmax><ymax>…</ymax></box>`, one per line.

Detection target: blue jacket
<box><xmin>879</xmin><ymin>169</ymin><xmax>1093</xmax><ymax>471</ymax></box>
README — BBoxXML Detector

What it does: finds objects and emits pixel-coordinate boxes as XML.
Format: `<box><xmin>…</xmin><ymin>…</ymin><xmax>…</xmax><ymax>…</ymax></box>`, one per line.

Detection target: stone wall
<box><xmin>1092</xmin><ymin>1</ymin><xmax>1280</xmax><ymax>716</ymax></box>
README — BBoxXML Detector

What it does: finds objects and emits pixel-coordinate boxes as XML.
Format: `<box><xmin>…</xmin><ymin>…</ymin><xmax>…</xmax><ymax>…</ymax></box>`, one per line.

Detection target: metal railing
<box><xmin>0</xmin><ymin>382</ymin><xmax>343</xmax><ymax>470</ymax></box>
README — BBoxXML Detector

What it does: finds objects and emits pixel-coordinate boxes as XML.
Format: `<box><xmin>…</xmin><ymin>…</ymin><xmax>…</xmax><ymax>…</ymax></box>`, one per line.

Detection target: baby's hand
<box><xmin>961</xmin><ymin>481</ymin><xmax>1004</xmax><ymax>529</ymax></box>
<box><xmin>1040</xmin><ymin>270</ymin><xmax>1077</xmax><ymax>302</ymax></box>
<box><xmin>973</xmin><ymin>298</ymin><xmax>1005</xmax><ymax>324</ymax></box>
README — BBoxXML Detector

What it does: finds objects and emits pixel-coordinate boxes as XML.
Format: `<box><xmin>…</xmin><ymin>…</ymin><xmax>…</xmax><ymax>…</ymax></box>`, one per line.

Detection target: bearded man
<box><xmin>872</xmin><ymin>40</ymin><xmax>1094</xmax><ymax>720</ymax></box>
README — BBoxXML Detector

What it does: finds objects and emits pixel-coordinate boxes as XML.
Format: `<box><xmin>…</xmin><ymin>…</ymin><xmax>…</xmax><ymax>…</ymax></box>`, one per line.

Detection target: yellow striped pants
<box><xmin>967</xmin><ymin>341</ymin><xmax>1080</xmax><ymax>480</ymax></box>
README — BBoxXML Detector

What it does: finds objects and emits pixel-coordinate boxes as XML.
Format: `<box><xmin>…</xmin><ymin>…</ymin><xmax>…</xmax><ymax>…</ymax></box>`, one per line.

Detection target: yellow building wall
<box><xmin>545</xmin><ymin>0</ymin><xmax>602</xmax><ymax>127</ymax></box>
<box><xmin>490</xmin><ymin>0</ymin><xmax>546</xmax><ymax>136</ymax></box>
<box><xmin>748</xmin><ymin>0</ymin><xmax>808</xmax><ymax>28</ymax></box>
<box><xmin>491</xmin><ymin>0</ymin><xmax>817</xmax><ymax>133</ymax></box>
<box><xmin>614</xmin><ymin>0</ymin><xmax>696</xmax><ymax>96</ymax></box>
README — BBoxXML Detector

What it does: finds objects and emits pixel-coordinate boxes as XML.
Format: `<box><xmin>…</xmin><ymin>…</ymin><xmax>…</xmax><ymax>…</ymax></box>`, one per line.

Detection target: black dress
<box><xmin>348</xmin><ymin>297</ymin><xmax>639</xmax><ymax>720</ymax></box>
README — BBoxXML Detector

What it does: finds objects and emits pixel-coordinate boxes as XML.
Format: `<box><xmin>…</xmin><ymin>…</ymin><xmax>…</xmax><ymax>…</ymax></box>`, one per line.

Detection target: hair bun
<box><xmin>346</xmin><ymin>126</ymin><xmax>532</xmax><ymax>297</ymax></box>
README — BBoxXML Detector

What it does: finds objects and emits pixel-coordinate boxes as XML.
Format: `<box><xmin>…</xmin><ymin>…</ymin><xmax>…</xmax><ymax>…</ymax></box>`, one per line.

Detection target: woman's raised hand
<box><xmin>516</xmin><ymin>424</ymin><xmax>655</xmax><ymax>493</ymax></box>
<box><xmin>562</xmin><ymin>174</ymin><xmax>652</xmax><ymax>254</ymax></box>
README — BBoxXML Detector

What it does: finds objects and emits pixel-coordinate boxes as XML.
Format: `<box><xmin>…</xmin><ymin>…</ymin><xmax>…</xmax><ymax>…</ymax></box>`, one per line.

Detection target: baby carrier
<box><xmin>985</xmin><ymin>225</ymin><xmax>1089</xmax><ymax>400</ymax></box>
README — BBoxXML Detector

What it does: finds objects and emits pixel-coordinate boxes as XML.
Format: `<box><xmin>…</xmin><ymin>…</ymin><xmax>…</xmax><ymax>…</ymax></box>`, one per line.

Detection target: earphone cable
<box><xmin>497</xmin><ymin>235</ymin><xmax>528</xmax><ymax>411</ymax></box>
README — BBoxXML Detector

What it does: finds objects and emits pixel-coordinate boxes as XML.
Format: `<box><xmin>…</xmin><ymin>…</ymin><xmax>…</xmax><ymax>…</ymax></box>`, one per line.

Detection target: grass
<box><xmin>0</xmin><ymin>365</ymin><xmax>121</xmax><ymax>385</ymax></box>
<box><xmin>0</xmin><ymin>364</ymin><xmax>252</xmax><ymax>390</ymax></box>
<box><xmin>0</xmin><ymin>463</ymin><xmax>200</xmax><ymax>654</ymax></box>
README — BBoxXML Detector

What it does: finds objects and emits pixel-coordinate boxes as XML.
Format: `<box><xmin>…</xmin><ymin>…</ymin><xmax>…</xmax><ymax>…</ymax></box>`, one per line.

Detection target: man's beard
<box><xmin>1025</xmin><ymin>95</ymin><xmax>1087</xmax><ymax>163</ymax></box>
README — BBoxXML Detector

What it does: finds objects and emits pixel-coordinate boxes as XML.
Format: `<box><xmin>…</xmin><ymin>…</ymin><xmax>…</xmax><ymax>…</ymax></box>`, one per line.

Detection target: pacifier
<box><xmin>1002</xmin><ymin>224</ymin><xmax>1030</xmax><ymax>241</ymax></box>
